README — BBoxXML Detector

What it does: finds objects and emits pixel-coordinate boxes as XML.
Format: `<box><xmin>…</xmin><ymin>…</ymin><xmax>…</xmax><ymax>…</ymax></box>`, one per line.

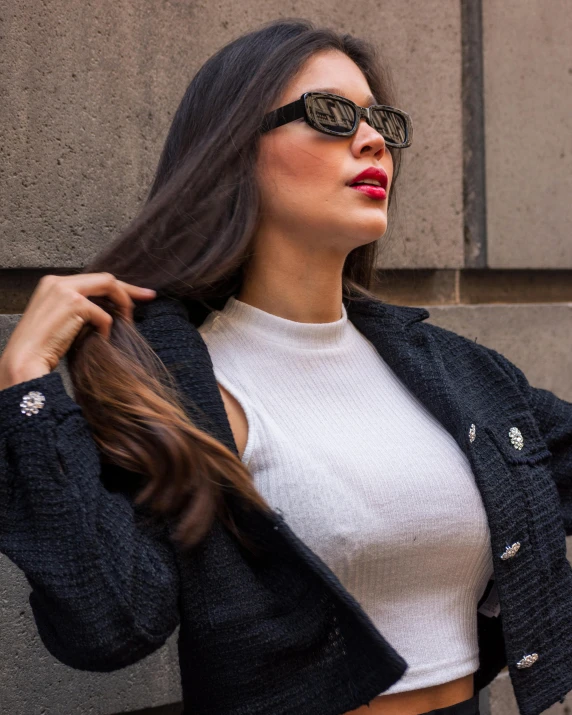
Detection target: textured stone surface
<box><xmin>482</xmin><ymin>0</ymin><xmax>572</xmax><ymax>268</ymax></box>
<box><xmin>0</xmin><ymin>0</ymin><xmax>463</xmax><ymax>271</ymax></box>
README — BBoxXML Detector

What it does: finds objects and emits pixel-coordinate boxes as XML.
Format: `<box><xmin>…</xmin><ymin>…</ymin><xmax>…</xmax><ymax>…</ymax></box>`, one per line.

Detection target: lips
<box><xmin>347</xmin><ymin>166</ymin><xmax>388</xmax><ymax>190</ymax></box>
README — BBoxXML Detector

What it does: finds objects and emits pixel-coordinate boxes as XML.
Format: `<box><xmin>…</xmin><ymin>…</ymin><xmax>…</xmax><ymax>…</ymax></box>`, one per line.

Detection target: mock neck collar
<box><xmin>214</xmin><ymin>296</ymin><xmax>348</xmax><ymax>349</ymax></box>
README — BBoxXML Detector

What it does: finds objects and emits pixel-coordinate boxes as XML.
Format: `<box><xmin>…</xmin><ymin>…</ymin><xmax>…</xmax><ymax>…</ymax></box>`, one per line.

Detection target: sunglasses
<box><xmin>260</xmin><ymin>91</ymin><xmax>413</xmax><ymax>148</ymax></box>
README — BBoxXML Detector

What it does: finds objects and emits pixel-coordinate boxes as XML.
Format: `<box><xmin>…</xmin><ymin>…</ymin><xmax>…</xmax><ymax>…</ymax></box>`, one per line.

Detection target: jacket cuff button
<box><xmin>20</xmin><ymin>391</ymin><xmax>46</xmax><ymax>416</ymax></box>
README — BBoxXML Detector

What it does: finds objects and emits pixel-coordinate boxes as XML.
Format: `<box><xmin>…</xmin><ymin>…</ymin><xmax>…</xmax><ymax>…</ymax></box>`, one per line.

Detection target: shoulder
<box><xmin>132</xmin><ymin>296</ymin><xmax>215</xmax><ymax>378</ymax></box>
<box><xmin>349</xmin><ymin>295</ymin><xmax>528</xmax><ymax>390</ymax></box>
<box><xmin>133</xmin><ymin>295</ymin><xmax>191</xmax><ymax>329</ymax></box>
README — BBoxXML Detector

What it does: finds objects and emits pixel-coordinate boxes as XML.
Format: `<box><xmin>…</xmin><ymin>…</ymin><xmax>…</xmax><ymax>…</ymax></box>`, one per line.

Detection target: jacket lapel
<box><xmin>133</xmin><ymin>296</ymin><xmax>239</xmax><ymax>455</ymax></box>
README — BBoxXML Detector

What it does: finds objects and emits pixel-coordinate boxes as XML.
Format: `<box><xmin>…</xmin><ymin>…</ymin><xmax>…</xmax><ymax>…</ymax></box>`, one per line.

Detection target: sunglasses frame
<box><xmin>261</xmin><ymin>91</ymin><xmax>413</xmax><ymax>148</ymax></box>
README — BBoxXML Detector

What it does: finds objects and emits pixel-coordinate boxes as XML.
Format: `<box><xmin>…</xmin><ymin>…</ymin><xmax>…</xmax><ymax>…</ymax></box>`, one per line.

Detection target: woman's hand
<box><xmin>0</xmin><ymin>273</ymin><xmax>156</xmax><ymax>389</ymax></box>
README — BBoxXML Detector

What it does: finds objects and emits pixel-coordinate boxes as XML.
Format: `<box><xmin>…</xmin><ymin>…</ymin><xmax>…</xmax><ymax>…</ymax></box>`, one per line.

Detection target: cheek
<box><xmin>258</xmin><ymin>136</ymin><xmax>339</xmax><ymax>213</ymax></box>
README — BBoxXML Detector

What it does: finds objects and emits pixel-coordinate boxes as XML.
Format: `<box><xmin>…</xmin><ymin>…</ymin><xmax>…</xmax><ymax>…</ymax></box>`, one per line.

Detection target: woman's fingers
<box><xmin>0</xmin><ymin>273</ymin><xmax>157</xmax><ymax>377</ymax></box>
<box><xmin>51</xmin><ymin>273</ymin><xmax>156</xmax><ymax>322</ymax></box>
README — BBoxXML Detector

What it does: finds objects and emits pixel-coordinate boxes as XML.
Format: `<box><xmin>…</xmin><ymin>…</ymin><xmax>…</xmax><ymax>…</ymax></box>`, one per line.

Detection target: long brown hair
<box><xmin>69</xmin><ymin>18</ymin><xmax>404</xmax><ymax>552</ymax></box>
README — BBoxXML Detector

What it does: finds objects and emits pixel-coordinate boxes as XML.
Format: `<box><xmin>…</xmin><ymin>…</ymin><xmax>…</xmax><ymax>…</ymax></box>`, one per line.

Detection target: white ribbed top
<box><xmin>198</xmin><ymin>296</ymin><xmax>494</xmax><ymax>694</ymax></box>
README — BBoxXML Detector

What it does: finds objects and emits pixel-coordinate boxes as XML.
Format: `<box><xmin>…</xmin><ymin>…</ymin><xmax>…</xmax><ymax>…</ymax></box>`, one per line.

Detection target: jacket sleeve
<box><xmin>0</xmin><ymin>370</ymin><xmax>180</xmax><ymax>672</ymax></box>
<box><xmin>485</xmin><ymin>346</ymin><xmax>572</xmax><ymax>536</ymax></box>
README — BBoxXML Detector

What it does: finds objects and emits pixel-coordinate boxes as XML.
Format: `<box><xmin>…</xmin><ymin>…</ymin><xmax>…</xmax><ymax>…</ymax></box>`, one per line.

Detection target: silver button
<box><xmin>516</xmin><ymin>652</ymin><xmax>538</xmax><ymax>669</ymax></box>
<box><xmin>468</xmin><ymin>424</ymin><xmax>476</xmax><ymax>443</ymax></box>
<box><xmin>500</xmin><ymin>542</ymin><xmax>521</xmax><ymax>560</ymax></box>
<box><xmin>20</xmin><ymin>391</ymin><xmax>46</xmax><ymax>416</ymax></box>
<box><xmin>509</xmin><ymin>426</ymin><xmax>524</xmax><ymax>450</ymax></box>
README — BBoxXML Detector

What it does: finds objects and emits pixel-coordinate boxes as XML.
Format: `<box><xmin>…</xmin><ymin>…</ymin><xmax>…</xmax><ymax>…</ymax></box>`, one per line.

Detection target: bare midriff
<box><xmin>343</xmin><ymin>673</ymin><xmax>474</xmax><ymax>715</ymax></box>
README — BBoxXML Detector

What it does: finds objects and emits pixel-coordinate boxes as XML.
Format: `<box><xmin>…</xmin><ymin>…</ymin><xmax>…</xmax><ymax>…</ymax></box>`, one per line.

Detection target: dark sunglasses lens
<box><xmin>370</xmin><ymin>108</ymin><xmax>408</xmax><ymax>145</ymax></box>
<box><xmin>312</xmin><ymin>96</ymin><xmax>356</xmax><ymax>133</ymax></box>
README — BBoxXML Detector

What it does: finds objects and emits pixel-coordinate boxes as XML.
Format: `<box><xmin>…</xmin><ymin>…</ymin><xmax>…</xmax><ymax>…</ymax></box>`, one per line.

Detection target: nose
<box><xmin>351</xmin><ymin>117</ymin><xmax>387</xmax><ymax>159</ymax></box>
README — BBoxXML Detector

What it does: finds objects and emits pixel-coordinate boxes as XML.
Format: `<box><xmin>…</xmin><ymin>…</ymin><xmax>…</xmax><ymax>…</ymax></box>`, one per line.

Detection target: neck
<box><xmin>237</xmin><ymin>239</ymin><xmax>347</xmax><ymax>324</ymax></box>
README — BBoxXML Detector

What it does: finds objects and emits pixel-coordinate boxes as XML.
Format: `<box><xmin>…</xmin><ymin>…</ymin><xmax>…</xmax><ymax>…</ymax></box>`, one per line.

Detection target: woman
<box><xmin>0</xmin><ymin>18</ymin><xmax>571</xmax><ymax>715</ymax></box>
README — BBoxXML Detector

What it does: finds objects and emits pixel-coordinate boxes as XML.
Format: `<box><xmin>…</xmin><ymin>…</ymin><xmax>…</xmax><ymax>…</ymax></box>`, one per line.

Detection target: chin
<box><xmin>354</xmin><ymin>221</ymin><xmax>388</xmax><ymax>243</ymax></box>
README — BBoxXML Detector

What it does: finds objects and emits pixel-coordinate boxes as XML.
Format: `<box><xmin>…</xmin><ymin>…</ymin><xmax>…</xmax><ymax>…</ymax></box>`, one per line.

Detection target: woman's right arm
<box><xmin>0</xmin><ymin>274</ymin><xmax>181</xmax><ymax>672</ymax></box>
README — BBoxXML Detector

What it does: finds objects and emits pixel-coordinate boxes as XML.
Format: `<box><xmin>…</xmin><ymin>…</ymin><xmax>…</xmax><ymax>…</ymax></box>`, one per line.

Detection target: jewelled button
<box><xmin>468</xmin><ymin>424</ymin><xmax>476</xmax><ymax>443</ymax></box>
<box><xmin>509</xmin><ymin>426</ymin><xmax>524</xmax><ymax>450</ymax></box>
<box><xmin>500</xmin><ymin>542</ymin><xmax>521</xmax><ymax>560</ymax></box>
<box><xmin>516</xmin><ymin>652</ymin><xmax>538</xmax><ymax>669</ymax></box>
<box><xmin>20</xmin><ymin>391</ymin><xmax>46</xmax><ymax>416</ymax></box>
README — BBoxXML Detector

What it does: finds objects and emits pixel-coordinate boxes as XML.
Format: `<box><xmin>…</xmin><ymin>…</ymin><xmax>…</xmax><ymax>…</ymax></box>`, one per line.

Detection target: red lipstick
<box><xmin>347</xmin><ymin>166</ymin><xmax>388</xmax><ymax>201</ymax></box>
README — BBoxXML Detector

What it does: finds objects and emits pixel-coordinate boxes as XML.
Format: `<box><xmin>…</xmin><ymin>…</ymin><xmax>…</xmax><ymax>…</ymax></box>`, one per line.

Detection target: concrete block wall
<box><xmin>482</xmin><ymin>0</ymin><xmax>572</xmax><ymax>269</ymax></box>
<box><xmin>1</xmin><ymin>1</ymin><xmax>571</xmax><ymax>713</ymax></box>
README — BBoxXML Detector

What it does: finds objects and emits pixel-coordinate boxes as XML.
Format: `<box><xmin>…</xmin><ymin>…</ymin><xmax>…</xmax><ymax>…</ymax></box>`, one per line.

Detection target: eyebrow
<box><xmin>308</xmin><ymin>87</ymin><xmax>378</xmax><ymax>106</ymax></box>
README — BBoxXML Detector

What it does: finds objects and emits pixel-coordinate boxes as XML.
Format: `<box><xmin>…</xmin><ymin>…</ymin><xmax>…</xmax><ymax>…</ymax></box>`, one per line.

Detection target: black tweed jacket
<box><xmin>1</xmin><ymin>294</ymin><xmax>572</xmax><ymax>715</ymax></box>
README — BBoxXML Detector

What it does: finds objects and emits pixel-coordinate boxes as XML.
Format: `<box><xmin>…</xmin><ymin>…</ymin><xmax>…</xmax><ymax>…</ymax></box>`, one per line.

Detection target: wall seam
<box><xmin>461</xmin><ymin>0</ymin><xmax>487</xmax><ymax>269</ymax></box>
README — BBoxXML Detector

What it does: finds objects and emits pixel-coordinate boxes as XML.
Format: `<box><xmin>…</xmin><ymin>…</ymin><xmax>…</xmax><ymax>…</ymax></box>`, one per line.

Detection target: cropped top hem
<box><xmin>379</xmin><ymin>653</ymin><xmax>479</xmax><ymax>695</ymax></box>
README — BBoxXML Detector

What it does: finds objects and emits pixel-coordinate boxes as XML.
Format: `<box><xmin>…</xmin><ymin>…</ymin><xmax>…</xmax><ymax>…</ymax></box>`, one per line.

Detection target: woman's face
<box><xmin>255</xmin><ymin>49</ymin><xmax>394</xmax><ymax>256</ymax></box>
